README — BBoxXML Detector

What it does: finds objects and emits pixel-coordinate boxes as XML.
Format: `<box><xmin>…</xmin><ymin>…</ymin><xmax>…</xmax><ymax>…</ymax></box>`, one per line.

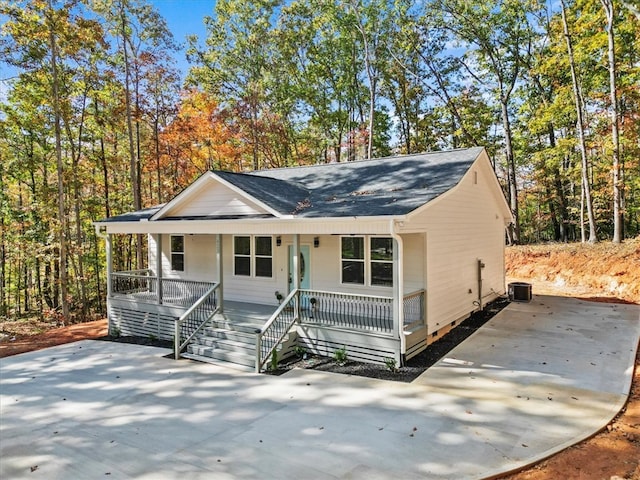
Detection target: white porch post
<box><xmin>292</xmin><ymin>234</ymin><xmax>300</xmax><ymax>319</ymax></box>
<box><xmin>391</xmin><ymin>226</ymin><xmax>404</xmax><ymax>365</ymax></box>
<box><xmin>216</xmin><ymin>234</ymin><xmax>224</xmax><ymax>312</ymax></box>
<box><xmin>105</xmin><ymin>233</ymin><xmax>113</xmax><ymax>336</ymax></box>
<box><xmin>106</xmin><ymin>233</ymin><xmax>113</xmax><ymax>298</ymax></box>
<box><xmin>156</xmin><ymin>234</ymin><xmax>163</xmax><ymax>305</ymax></box>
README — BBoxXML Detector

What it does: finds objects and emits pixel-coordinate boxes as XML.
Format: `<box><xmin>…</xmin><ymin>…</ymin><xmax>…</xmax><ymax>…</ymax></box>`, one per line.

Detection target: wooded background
<box><xmin>1</xmin><ymin>0</ymin><xmax>638</xmax><ymax>322</ymax></box>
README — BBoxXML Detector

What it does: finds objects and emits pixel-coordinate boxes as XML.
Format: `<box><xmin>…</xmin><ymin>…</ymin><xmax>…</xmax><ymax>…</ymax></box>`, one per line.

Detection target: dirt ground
<box><xmin>1</xmin><ymin>238</ymin><xmax>639</xmax><ymax>479</ymax></box>
<box><xmin>0</xmin><ymin>319</ymin><xmax>107</xmax><ymax>358</ymax></box>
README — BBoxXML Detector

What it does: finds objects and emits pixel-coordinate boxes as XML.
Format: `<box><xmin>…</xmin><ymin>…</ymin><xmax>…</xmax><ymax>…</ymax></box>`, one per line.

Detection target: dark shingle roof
<box><xmin>248</xmin><ymin>147</ymin><xmax>482</xmax><ymax>217</ymax></box>
<box><xmin>215</xmin><ymin>171</ymin><xmax>310</xmax><ymax>215</ymax></box>
<box><xmin>99</xmin><ymin>205</ymin><xmax>163</xmax><ymax>223</ymax></box>
<box><xmin>97</xmin><ymin>147</ymin><xmax>483</xmax><ymax>222</ymax></box>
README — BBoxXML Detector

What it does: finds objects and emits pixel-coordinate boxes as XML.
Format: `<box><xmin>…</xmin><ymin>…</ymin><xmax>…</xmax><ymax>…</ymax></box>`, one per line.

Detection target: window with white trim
<box><xmin>370</xmin><ymin>237</ymin><xmax>393</xmax><ymax>286</ymax></box>
<box><xmin>233</xmin><ymin>235</ymin><xmax>273</xmax><ymax>278</ymax></box>
<box><xmin>170</xmin><ymin>235</ymin><xmax>185</xmax><ymax>272</ymax></box>
<box><xmin>341</xmin><ymin>236</ymin><xmax>365</xmax><ymax>284</ymax></box>
<box><xmin>234</xmin><ymin>236</ymin><xmax>251</xmax><ymax>276</ymax></box>
<box><xmin>254</xmin><ymin>236</ymin><xmax>273</xmax><ymax>277</ymax></box>
<box><xmin>341</xmin><ymin>236</ymin><xmax>393</xmax><ymax>287</ymax></box>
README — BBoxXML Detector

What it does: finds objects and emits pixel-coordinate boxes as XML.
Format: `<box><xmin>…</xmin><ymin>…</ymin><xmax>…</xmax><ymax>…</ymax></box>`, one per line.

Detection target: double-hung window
<box><xmin>254</xmin><ymin>236</ymin><xmax>273</xmax><ymax>277</ymax></box>
<box><xmin>234</xmin><ymin>236</ymin><xmax>251</xmax><ymax>276</ymax></box>
<box><xmin>170</xmin><ymin>235</ymin><xmax>185</xmax><ymax>272</ymax></box>
<box><xmin>341</xmin><ymin>237</ymin><xmax>365</xmax><ymax>284</ymax></box>
<box><xmin>341</xmin><ymin>236</ymin><xmax>393</xmax><ymax>287</ymax></box>
<box><xmin>370</xmin><ymin>237</ymin><xmax>393</xmax><ymax>286</ymax></box>
<box><xmin>234</xmin><ymin>235</ymin><xmax>273</xmax><ymax>278</ymax></box>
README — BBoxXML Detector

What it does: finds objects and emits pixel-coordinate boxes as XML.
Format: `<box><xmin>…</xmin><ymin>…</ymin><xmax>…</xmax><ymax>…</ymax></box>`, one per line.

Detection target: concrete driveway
<box><xmin>1</xmin><ymin>295</ymin><xmax>638</xmax><ymax>479</ymax></box>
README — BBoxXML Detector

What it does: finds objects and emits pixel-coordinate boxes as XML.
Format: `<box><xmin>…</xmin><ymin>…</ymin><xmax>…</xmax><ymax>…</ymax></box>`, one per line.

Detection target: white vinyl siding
<box><xmin>223</xmin><ymin>235</ymin><xmax>279</xmax><ymax>305</ymax></box>
<box><xmin>401</xmin><ymin>157</ymin><xmax>506</xmax><ymax>334</ymax></box>
<box><xmin>165</xmin><ymin>180</ymin><xmax>267</xmax><ymax>217</ymax></box>
<box><xmin>148</xmin><ymin>234</ymin><xmax>217</xmax><ymax>282</ymax></box>
<box><xmin>402</xmin><ymin>233</ymin><xmax>426</xmax><ymax>293</ymax></box>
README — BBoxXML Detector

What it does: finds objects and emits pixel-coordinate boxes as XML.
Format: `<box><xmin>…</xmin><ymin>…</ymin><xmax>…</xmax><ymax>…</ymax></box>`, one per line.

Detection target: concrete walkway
<box><xmin>1</xmin><ymin>295</ymin><xmax>638</xmax><ymax>479</ymax></box>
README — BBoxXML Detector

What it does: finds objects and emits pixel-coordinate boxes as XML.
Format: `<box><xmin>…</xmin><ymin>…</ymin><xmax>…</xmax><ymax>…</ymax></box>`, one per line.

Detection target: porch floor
<box><xmin>218</xmin><ymin>300</ymin><xmax>277</xmax><ymax>324</ymax></box>
<box><xmin>213</xmin><ymin>300</ymin><xmax>278</xmax><ymax>333</ymax></box>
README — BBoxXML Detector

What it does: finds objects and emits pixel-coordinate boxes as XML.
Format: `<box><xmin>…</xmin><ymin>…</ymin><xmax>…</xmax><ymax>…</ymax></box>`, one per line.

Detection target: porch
<box><xmin>108</xmin><ymin>269</ymin><xmax>425</xmax><ymax>371</ymax></box>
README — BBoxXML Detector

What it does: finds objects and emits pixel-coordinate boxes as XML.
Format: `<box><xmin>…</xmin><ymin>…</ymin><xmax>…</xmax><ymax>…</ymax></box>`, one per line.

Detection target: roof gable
<box><xmin>214</xmin><ymin>171</ymin><xmax>310</xmax><ymax>215</ymax></box>
<box><xmin>151</xmin><ymin>172</ymin><xmax>293</xmax><ymax>220</ymax></box>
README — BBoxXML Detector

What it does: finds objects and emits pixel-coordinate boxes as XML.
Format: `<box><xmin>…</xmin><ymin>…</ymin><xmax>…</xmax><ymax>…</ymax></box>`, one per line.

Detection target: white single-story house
<box><xmin>94</xmin><ymin>147</ymin><xmax>512</xmax><ymax>371</ymax></box>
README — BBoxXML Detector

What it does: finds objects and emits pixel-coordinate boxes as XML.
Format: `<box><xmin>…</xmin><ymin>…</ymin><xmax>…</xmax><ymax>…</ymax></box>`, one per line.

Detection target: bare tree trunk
<box><xmin>120</xmin><ymin>7</ymin><xmax>143</xmax><ymax>268</ymax></box>
<box><xmin>560</xmin><ymin>0</ymin><xmax>597</xmax><ymax>243</ymax></box>
<box><xmin>0</xmin><ymin>214</ymin><xmax>5</xmax><ymax>316</ymax></box>
<box><xmin>580</xmin><ymin>179</ymin><xmax>586</xmax><ymax>243</ymax></box>
<box><xmin>350</xmin><ymin>3</ymin><xmax>377</xmax><ymax>160</ymax></box>
<box><xmin>155</xmin><ymin>114</ymin><xmax>162</xmax><ymax>204</ymax></box>
<box><xmin>502</xmin><ymin>100</ymin><xmax>520</xmax><ymax>244</ymax></box>
<box><xmin>65</xmin><ymin>91</ymin><xmax>89</xmax><ymax>319</ymax></box>
<box><xmin>602</xmin><ymin>0</ymin><xmax>623</xmax><ymax>243</ymax></box>
<box><xmin>94</xmin><ymin>99</ymin><xmax>111</xmax><ymax>218</ymax></box>
<box><xmin>48</xmin><ymin>1</ymin><xmax>70</xmax><ymax>321</ymax></box>
<box><xmin>0</xmin><ymin>155</ymin><xmax>6</xmax><ymax>316</ymax></box>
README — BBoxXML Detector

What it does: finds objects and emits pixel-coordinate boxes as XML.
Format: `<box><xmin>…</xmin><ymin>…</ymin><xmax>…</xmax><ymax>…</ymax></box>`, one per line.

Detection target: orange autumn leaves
<box><xmin>155</xmin><ymin>90</ymin><xmax>245</xmax><ymax>195</ymax></box>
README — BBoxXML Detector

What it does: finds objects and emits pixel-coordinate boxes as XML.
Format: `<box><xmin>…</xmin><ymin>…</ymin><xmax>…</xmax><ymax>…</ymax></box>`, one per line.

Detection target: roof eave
<box><xmin>94</xmin><ymin>214</ymin><xmax>407</xmax><ymax>236</ymax></box>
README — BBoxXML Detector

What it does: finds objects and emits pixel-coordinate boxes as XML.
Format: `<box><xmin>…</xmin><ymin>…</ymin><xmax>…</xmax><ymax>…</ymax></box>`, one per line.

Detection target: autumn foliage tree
<box><xmin>155</xmin><ymin>90</ymin><xmax>245</xmax><ymax>199</ymax></box>
<box><xmin>0</xmin><ymin>0</ymin><xmax>638</xmax><ymax>324</ymax></box>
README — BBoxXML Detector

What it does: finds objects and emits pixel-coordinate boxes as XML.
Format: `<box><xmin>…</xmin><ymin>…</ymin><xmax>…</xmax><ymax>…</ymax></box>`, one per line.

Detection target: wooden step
<box><xmin>201</xmin><ymin>326</ymin><xmax>257</xmax><ymax>343</ymax></box>
<box><xmin>193</xmin><ymin>335</ymin><xmax>256</xmax><ymax>354</ymax></box>
<box><xmin>185</xmin><ymin>343</ymin><xmax>256</xmax><ymax>370</ymax></box>
<box><xmin>210</xmin><ymin>317</ymin><xmax>264</xmax><ymax>334</ymax></box>
<box><xmin>181</xmin><ymin>352</ymin><xmax>254</xmax><ymax>372</ymax></box>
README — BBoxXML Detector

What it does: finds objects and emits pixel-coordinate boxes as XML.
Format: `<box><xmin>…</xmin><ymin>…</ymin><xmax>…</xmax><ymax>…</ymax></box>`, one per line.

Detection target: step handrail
<box><xmin>174</xmin><ymin>282</ymin><xmax>220</xmax><ymax>359</ymax></box>
<box><xmin>255</xmin><ymin>289</ymin><xmax>298</xmax><ymax>372</ymax></box>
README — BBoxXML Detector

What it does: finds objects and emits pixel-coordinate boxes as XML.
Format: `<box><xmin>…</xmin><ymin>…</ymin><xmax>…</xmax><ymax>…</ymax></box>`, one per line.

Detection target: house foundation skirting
<box><xmin>109</xmin><ymin>301</ymin><xmax>179</xmax><ymax>341</ymax></box>
<box><xmin>296</xmin><ymin>324</ymin><xmax>400</xmax><ymax>365</ymax></box>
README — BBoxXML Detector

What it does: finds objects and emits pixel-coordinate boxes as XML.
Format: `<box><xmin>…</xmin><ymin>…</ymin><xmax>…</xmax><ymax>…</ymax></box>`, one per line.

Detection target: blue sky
<box><xmin>152</xmin><ymin>0</ymin><xmax>215</xmax><ymax>80</ymax></box>
<box><xmin>0</xmin><ymin>0</ymin><xmax>212</xmax><ymax>92</ymax></box>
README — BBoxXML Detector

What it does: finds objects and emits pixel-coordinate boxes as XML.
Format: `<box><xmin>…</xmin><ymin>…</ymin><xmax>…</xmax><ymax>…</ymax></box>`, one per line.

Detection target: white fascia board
<box><xmin>98</xmin><ymin>215</ymin><xmax>404</xmax><ymax>236</ymax></box>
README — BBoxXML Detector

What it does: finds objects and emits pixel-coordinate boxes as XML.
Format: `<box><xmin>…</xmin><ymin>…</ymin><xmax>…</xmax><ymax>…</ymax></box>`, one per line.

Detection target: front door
<box><xmin>288</xmin><ymin>245</ymin><xmax>310</xmax><ymax>291</ymax></box>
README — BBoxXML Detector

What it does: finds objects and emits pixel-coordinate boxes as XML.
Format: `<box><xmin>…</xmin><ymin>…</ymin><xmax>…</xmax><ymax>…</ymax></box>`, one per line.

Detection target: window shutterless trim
<box><xmin>340</xmin><ymin>235</ymin><xmax>393</xmax><ymax>287</ymax></box>
<box><xmin>170</xmin><ymin>235</ymin><xmax>185</xmax><ymax>272</ymax></box>
<box><xmin>233</xmin><ymin>235</ymin><xmax>273</xmax><ymax>278</ymax></box>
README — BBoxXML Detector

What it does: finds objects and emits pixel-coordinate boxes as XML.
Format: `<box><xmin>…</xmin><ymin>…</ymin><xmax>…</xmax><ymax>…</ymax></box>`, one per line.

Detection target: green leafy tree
<box><xmin>429</xmin><ymin>0</ymin><xmax>543</xmax><ymax>244</ymax></box>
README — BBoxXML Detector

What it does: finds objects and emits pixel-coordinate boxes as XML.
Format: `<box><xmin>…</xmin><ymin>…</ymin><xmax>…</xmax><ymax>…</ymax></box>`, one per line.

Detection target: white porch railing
<box><xmin>111</xmin><ymin>269</ymin><xmax>154</xmax><ymax>294</ymax></box>
<box><xmin>111</xmin><ymin>270</ymin><xmax>215</xmax><ymax>309</ymax></box>
<box><xmin>403</xmin><ymin>290</ymin><xmax>425</xmax><ymax>328</ymax></box>
<box><xmin>255</xmin><ymin>289</ymin><xmax>425</xmax><ymax>372</ymax></box>
<box><xmin>299</xmin><ymin>289</ymin><xmax>394</xmax><ymax>334</ymax></box>
<box><xmin>174</xmin><ymin>283</ymin><xmax>220</xmax><ymax>359</ymax></box>
<box><xmin>255</xmin><ymin>289</ymin><xmax>299</xmax><ymax>372</ymax></box>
